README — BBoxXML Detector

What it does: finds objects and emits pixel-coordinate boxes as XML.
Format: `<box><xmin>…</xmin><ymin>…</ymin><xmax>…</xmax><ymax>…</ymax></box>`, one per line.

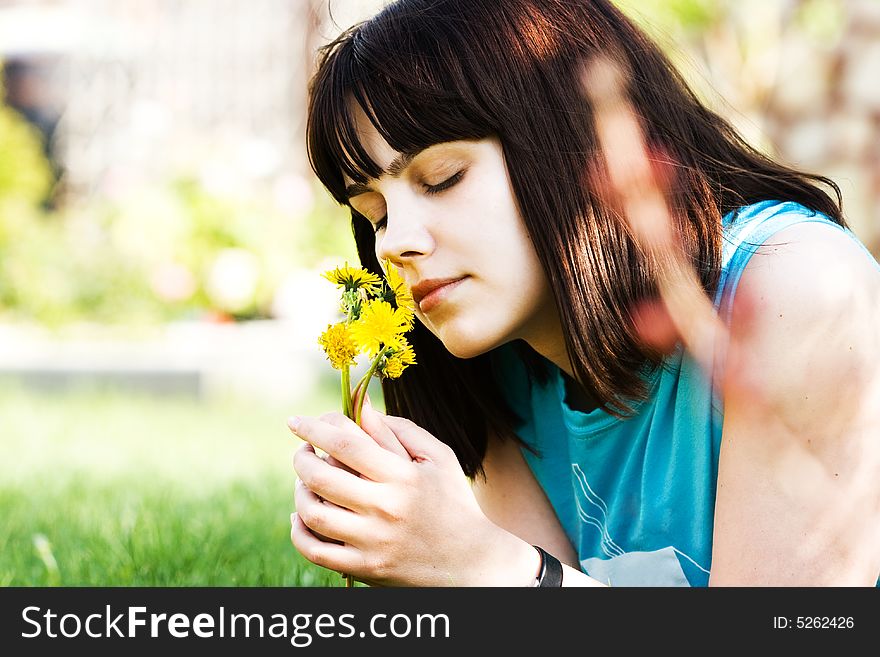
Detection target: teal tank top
<box><xmin>489</xmin><ymin>200</ymin><xmax>879</xmax><ymax>586</ymax></box>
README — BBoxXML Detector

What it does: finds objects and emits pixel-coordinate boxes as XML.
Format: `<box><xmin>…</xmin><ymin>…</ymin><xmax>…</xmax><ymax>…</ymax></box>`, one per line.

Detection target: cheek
<box><xmin>421</xmin><ymin>283</ymin><xmax>534</xmax><ymax>358</ymax></box>
<box><xmin>478</xmin><ymin>222</ymin><xmax>544</xmax><ymax>297</ymax></box>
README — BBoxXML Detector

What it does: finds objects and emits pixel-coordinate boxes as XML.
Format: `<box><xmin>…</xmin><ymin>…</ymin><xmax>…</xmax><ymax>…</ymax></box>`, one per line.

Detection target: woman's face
<box><xmin>344</xmin><ymin>108</ymin><xmax>560</xmax><ymax>359</ymax></box>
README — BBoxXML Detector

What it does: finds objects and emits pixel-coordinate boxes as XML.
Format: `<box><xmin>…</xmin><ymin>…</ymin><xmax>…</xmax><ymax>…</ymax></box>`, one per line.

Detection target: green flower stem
<box><xmin>350</xmin><ymin>371</ymin><xmax>370</xmax><ymax>420</ymax></box>
<box><xmin>353</xmin><ymin>350</ymin><xmax>384</xmax><ymax>426</ymax></box>
<box><xmin>341</xmin><ymin>366</ymin><xmax>353</xmax><ymax>419</ymax></box>
<box><xmin>345</xmin><ymin>349</ymin><xmax>383</xmax><ymax>590</ymax></box>
<box><xmin>340</xmin><ymin>364</ymin><xmax>355</xmax><ymax>588</ymax></box>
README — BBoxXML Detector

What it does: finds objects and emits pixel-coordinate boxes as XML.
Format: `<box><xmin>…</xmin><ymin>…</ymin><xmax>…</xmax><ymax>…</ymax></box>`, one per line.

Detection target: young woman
<box><xmin>288</xmin><ymin>0</ymin><xmax>880</xmax><ymax>586</ymax></box>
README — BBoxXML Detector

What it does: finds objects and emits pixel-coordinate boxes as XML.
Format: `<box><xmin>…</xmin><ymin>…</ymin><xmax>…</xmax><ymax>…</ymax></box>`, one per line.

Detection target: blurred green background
<box><xmin>0</xmin><ymin>383</ymin><xmax>343</xmax><ymax>586</ymax></box>
<box><xmin>1</xmin><ymin>0</ymin><xmax>878</xmax><ymax>586</ymax></box>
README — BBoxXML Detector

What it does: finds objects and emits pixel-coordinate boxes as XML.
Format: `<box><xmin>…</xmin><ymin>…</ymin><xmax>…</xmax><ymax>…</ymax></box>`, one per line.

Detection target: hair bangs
<box><xmin>307</xmin><ymin>38</ymin><xmax>383</xmax><ymax>204</ymax></box>
<box><xmin>307</xmin><ymin>11</ymin><xmax>495</xmax><ymax>204</ymax></box>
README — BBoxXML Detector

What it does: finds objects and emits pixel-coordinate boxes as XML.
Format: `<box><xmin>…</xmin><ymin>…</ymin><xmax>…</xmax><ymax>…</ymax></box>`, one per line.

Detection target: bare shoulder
<box><xmin>737</xmin><ymin>220</ymin><xmax>879</xmax><ymax>299</ymax></box>
<box><xmin>728</xmin><ymin>220</ymin><xmax>880</xmax><ymax>431</ymax></box>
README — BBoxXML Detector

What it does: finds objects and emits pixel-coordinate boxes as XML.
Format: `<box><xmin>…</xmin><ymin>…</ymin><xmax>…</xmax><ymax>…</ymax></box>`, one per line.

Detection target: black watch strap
<box><xmin>533</xmin><ymin>545</ymin><xmax>564</xmax><ymax>587</ymax></box>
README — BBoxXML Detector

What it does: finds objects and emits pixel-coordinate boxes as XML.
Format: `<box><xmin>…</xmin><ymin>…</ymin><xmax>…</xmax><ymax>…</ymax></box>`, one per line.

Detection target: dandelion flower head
<box><xmin>318</xmin><ymin>322</ymin><xmax>359</xmax><ymax>370</ymax></box>
<box><xmin>379</xmin><ymin>340</ymin><xmax>417</xmax><ymax>379</ymax></box>
<box><xmin>322</xmin><ymin>263</ymin><xmax>382</xmax><ymax>293</ymax></box>
<box><xmin>349</xmin><ymin>299</ymin><xmax>411</xmax><ymax>358</ymax></box>
<box><xmin>382</xmin><ymin>260</ymin><xmax>416</xmax><ymax>328</ymax></box>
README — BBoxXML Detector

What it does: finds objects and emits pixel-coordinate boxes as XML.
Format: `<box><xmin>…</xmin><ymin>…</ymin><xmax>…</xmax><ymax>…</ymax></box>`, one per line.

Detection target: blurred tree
<box><xmin>0</xmin><ymin>89</ymin><xmax>54</xmax><ymax>209</ymax></box>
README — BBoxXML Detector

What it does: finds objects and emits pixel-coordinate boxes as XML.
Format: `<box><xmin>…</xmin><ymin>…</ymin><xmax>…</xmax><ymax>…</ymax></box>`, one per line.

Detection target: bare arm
<box><xmin>710</xmin><ymin>223</ymin><xmax>880</xmax><ymax>585</ymax></box>
<box><xmin>472</xmin><ymin>429</ymin><xmax>605</xmax><ymax>586</ymax></box>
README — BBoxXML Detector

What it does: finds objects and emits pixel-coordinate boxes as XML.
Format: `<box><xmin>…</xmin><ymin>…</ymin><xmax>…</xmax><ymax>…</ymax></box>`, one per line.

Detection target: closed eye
<box><xmin>423</xmin><ymin>169</ymin><xmax>465</xmax><ymax>195</ymax></box>
<box><xmin>372</xmin><ymin>170</ymin><xmax>467</xmax><ymax>234</ymax></box>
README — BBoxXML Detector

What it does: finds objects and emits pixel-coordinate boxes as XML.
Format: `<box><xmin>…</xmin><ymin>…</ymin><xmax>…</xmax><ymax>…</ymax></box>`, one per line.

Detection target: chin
<box><xmin>434</xmin><ymin>323</ymin><xmax>501</xmax><ymax>360</ymax></box>
<box><xmin>443</xmin><ymin>343</ymin><xmax>486</xmax><ymax>359</ymax></box>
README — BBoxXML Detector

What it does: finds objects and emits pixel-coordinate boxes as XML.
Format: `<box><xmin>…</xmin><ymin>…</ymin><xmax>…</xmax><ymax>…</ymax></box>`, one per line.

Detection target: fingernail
<box><xmin>290</xmin><ymin>512</ymin><xmax>296</xmax><ymax>526</ymax></box>
<box><xmin>287</xmin><ymin>416</ymin><xmax>301</xmax><ymax>432</ymax></box>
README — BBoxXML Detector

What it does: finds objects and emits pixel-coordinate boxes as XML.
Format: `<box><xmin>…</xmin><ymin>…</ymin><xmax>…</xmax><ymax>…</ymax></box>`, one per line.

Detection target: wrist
<box><xmin>531</xmin><ymin>545</ymin><xmax>564</xmax><ymax>587</ymax></box>
<box><xmin>466</xmin><ymin>526</ymin><xmax>542</xmax><ymax>586</ymax></box>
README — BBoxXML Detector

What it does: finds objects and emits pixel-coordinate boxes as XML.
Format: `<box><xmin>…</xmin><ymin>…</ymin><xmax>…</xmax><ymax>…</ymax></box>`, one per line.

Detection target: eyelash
<box><xmin>373</xmin><ymin>170</ymin><xmax>466</xmax><ymax>234</ymax></box>
<box><xmin>424</xmin><ymin>169</ymin><xmax>465</xmax><ymax>196</ymax></box>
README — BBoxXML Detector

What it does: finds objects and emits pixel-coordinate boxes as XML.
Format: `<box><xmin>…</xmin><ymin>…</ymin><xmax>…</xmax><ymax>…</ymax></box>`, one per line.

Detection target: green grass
<box><xmin>0</xmin><ymin>379</ymin><xmax>368</xmax><ymax>587</ymax></box>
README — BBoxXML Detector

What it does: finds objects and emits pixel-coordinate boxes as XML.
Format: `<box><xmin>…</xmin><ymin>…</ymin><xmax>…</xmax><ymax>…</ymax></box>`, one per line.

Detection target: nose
<box><xmin>374</xmin><ymin>196</ymin><xmax>435</xmax><ymax>266</ymax></box>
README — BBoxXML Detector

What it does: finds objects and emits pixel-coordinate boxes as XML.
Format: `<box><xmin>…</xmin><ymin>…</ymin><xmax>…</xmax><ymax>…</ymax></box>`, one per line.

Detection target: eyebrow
<box><xmin>344</xmin><ymin>149</ymin><xmax>424</xmax><ymax>199</ymax></box>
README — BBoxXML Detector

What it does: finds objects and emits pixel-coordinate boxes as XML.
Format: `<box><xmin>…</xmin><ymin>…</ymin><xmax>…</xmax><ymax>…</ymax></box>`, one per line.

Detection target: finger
<box><xmin>290</xmin><ymin>512</ymin><xmax>368</xmax><ymax>578</ymax></box>
<box><xmin>655</xmin><ymin>264</ymin><xmax>728</xmax><ymax>375</ymax></box>
<box><xmin>294</xmin><ymin>443</ymin><xmax>373</xmax><ymax>511</ymax></box>
<box><xmin>309</xmin><ymin>431</ymin><xmax>359</xmax><ymax>477</ymax></box>
<box><xmin>294</xmin><ymin>478</ymin><xmax>339</xmax><ymax>543</ymax></box>
<box><xmin>294</xmin><ymin>479</ymin><xmax>367</xmax><ymax>546</ymax></box>
<box><xmin>583</xmin><ymin>59</ymin><xmax>674</xmax><ymax>249</ymax></box>
<box><xmin>630</xmin><ymin>297</ymin><xmax>680</xmax><ymax>355</ymax></box>
<box><xmin>325</xmin><ymin>453</ymin><xmax>358</xmax><ymax>476</ymax></box>
<box><xmin>584</xmin><ymin>56</ymin><xmax>728</xmax><ymax>380</ymax></box>
<box><xmin>377</xmin><ymin>414</ymin><xmax>455</xmax><ymax>465</ymax></box>
<box><xmin>360</xmin><ymin>399</ymin><xmax>410</xmax><ymax>459</ymax></box>
<box><xmin>715</xmin><ymin>287</ymin><xmax>769</xmax><ymax>405</ymax></box>
<box><xmin>289</xmin><ymin>414</ymin><xmax>400</xmax><ymax>481</ymax></box>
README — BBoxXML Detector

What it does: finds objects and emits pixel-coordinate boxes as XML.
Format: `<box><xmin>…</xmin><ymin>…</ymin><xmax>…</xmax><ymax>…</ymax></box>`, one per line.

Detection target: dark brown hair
<box><xmin>306</xmin><ymin>0</ymin><xmax>843</xmax><ymax>478</ymax></box>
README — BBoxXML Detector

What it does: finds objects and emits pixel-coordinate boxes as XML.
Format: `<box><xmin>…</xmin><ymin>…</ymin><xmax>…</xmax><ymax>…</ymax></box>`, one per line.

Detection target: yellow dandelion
<box><xmin>381</xmin><ymin>357</ymin><xmax>406</xmax><ymax>379</ymax></box>
<box><xmin>375</xmin><ymin>260</ymin><xmax>414</xmax><ymax>329</ymax></box>
<box><xmin>317</xmin><ymin>322</ymin><xmax>359</xmax><ymax>370</ymax></box>
<box><xmin>379</xmin><ymin>340</ymin><xmax>417</xmax><ymax>379</ymax></box>
<box><xmin>384</xmin><ymin>260</ymin><xmax>415</xmax><ymax>309</ymax></box>
<box><xmin>349</xmin><ymin>299</ymin><xmax>410</xmax><ymax>358</ymax></box>
<box><xmin>322</xmin><ymin>263</ymin><xmax>382</xmax><ymax>293</ymax></box>
<box><xmin>399</xmin><ymin>307</ymin><xmax>415</xmax><ymax>330</ymax></box>
<box><xmin>382</xmin><ymin>260</ymin><xmax>416</xmax><ymax>328</ymax></box>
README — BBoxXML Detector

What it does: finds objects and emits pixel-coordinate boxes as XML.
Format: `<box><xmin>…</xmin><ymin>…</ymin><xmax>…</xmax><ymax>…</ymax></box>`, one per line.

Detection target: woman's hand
<box><xmin>288</xmin><ymin>402</ymin><xmax>538</xmax><ymax>587</ymax></box>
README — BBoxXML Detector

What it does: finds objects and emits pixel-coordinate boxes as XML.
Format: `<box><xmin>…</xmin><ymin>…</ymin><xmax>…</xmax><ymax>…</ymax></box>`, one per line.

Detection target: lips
<box><xmin>410</xmin><ymin>277</ymin><xmax>467</xmax><ymax>313</ymax></box>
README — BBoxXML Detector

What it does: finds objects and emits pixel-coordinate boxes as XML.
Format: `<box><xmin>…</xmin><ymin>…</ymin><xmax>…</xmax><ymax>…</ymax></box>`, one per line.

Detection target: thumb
<box><xmin>359</xmin><ymin>395</ymin><xmax>410</xmax><ymax>460</ymax></box>
<box><xmin>379</xmin><ymin>414</ymin><xmax>455</xmax><ymax>465</ymax></box>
